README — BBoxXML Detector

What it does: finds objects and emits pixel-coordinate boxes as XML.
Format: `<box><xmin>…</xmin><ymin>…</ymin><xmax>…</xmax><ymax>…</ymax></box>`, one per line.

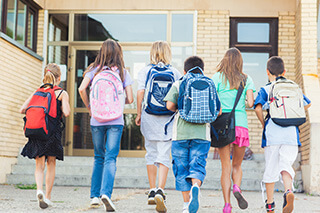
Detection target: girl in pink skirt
<box><xmin>212</xmin><ymin>48</ymin><xmax>255</xmax><ymax>213</ymax></box>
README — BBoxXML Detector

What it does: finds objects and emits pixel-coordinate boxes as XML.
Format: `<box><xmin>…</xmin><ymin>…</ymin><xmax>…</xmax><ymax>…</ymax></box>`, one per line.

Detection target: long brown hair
<box><xmin>216</xmin><ymin>47</ymin><xmax>246</xmax><ymax>89</ymax></box>
<box><xmin>43</xmin><ymin>63</ymin><xmax>61</xmax><ymax>86</ymax></box>
<box><xmin>83</xmin><ymin>39</ymin><xmax>125</xmax><ymax>81</ymax></box>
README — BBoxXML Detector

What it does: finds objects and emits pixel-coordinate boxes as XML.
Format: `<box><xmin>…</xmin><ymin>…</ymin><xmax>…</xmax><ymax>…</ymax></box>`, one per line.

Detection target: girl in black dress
<box><xmin>20</xmin><ymin>63</ymin><xmax>70</xmax><ymax>209</ymax></box>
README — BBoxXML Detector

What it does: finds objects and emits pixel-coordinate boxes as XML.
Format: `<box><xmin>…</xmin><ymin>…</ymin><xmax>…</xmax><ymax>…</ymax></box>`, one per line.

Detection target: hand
<box><xmin>135</xmin><ymin>114</ymin><xmax>141</xmax><ymax>126</ymax></box>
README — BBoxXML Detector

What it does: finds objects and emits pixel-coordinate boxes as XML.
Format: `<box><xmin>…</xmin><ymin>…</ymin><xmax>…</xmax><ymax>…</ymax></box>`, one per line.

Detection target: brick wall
<box><xmin>197</xmin><ymin>10</ymin><xmax>229</xmax><ymax>75</ymax></box>
<box><xmin>37</xmin><ymin>10</ymin><xmax>45</xmax><ymax>57</ymax></box>
<box><xmin>0</xmin><ymin>11</ymin><xmax>44</xmax><ymax>158</ymax></box>
<box><xmin>0</xmin><ymin>39</ymin><xmax>42</xmax><ymax>157</ymax></box>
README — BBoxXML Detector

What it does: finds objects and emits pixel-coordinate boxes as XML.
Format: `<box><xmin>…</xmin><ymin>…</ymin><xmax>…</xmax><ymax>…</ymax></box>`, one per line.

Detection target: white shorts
<box><xmin>263</xmin><ymin>145</ymin><xmax>298</xmax><ymax>183</ymax></box>
<box><xmin>145</xmin><ymin>139</ymin><xmax>172</xmax><ymax>168</ymax></box>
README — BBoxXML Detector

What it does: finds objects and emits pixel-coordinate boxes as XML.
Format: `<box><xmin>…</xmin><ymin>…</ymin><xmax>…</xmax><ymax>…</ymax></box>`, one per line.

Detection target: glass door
<box><xmin>68</xmin><ymin>45</ymin><xmax>149</xmax><ymax>157</ymax></box>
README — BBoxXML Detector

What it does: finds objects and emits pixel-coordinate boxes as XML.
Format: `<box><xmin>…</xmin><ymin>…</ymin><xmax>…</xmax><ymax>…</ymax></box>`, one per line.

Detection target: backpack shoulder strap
<box><xmin>56</xmin><ymin>90</ymin><xmax>64</xmax><ymax>99</ymax></box>
<box><xmin>231</xmin><ymin>77</ymin><xmax>247</xmax><ymax>113</ymax></box>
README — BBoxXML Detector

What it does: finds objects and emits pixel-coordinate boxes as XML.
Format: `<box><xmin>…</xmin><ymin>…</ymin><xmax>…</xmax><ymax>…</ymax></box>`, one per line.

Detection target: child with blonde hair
<box><xmin>20</xmin><ymin>63</ymin><xmax>70</xmax><ymax>209</ymax></box>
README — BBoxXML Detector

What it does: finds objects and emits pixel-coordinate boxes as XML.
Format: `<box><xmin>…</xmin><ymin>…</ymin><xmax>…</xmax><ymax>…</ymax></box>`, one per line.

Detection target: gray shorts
<box><xmin>144</xmin><ymin>139</ymin><xmax>172</xmax><ymax>168</ymax></box>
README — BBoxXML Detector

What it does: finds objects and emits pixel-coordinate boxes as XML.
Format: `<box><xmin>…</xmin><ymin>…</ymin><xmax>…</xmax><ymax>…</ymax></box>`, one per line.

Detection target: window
<box><xmin>230</xmin><ymin>18</ymin><xmax>278</xmax><ymax>93</ymax></box>
<box><xmin>0</xmin><ymin>0</ymin><xmax>38</xmax><ymax>51</ymax></box>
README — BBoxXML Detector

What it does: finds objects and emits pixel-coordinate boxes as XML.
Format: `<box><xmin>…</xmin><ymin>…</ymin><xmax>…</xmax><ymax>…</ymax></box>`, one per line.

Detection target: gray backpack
<box><xmin>268</xmin><ymin>77</ymin><xmax>306</xmax><ymax>127</ymax></box>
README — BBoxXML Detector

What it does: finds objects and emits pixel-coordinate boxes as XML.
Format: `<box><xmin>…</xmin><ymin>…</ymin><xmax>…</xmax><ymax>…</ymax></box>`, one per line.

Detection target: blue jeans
<box><xmin>90</xmin><ymin>125</ymin><xmax>123</xmax><ymax>198</ymax></box>
<box><xmin>171</xmin><ymin>139</ymin><xmax>210</xmax><ymax>191</ymax></box>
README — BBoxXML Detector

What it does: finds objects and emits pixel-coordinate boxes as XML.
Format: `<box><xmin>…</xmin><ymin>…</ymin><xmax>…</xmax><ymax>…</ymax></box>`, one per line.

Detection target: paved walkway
<box><xmin>0</xmin><ymin>184</ymin><xmax>319</xmax><ymax>213</ymax></box>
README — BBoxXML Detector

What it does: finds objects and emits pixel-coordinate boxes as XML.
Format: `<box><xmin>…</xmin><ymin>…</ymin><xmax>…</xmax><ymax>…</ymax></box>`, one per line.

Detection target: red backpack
<box><xmin>24</xmin><ymin>84</ymin><xmax>62</xmax><ymax>140</ymax></box>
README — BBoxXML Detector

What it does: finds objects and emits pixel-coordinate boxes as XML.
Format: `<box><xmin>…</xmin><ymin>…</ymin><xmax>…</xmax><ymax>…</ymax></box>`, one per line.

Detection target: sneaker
<box><xmin>232</xmin><ymin>184</ymin><xmax>248</xmax><ymax>209</ymax></box>
<box><xmin>36</xmin><ymin>190</ymin><xmax>48</xmax><ymax>209</ymax></box>
<box><xmin>101</xmin><ymin>194</ymin><xmax>116</xmax><ymax>212</ymax></box>
<box><xmin>188</xmin><ymin>183</ymin><xmax>200</xmax><ymax>213</ymax></box>
<box><xmin>154</xmin><ymin>188</ymin><xmax>167</xmax><ymax>213</ymax></box>
<box><xmin>90</xmin><ymin>197</ymin><xmax>101</xmax><ymax>208</ymax></box>
<box><xmin>265</xmin><ymin>200</ymin><xmax>275</xmax><ymax>213</ymax></box>
<box><xmin>283</xmin><ymin>189</ymin><xmax>294</xmax><ymax>213</ymax></box>
<box><xmin>147</xmin><ymin>189</ymin><xmax>156</xmax><ymax>205</ymax></box>
<box><xmin>223</xmin><ymin>203</ymin><xmax>232</xmax><ymax>213</ymax></box>
<box><xmin>44</xmin><ymin>198</ymin><xmax>53</xmax><ymax>207</ymax></box>
<box><xmin>182</xmin><ymin>206</ymin><xmax>188</xmax><ymax>213</ymax></box>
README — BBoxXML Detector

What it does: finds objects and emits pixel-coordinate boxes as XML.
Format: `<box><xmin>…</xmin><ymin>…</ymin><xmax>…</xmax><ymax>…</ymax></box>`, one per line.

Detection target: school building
<box><xmin>0</xmin><ymin>0</ymin><xmax>320</xmax><ymax>194</ymax></box>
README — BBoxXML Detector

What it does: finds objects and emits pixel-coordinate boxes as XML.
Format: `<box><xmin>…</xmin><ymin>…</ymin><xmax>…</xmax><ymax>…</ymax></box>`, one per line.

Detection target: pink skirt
<box><xmin>232</xmin><ymin>126</ymin><xmax>250</xmax><ymax>147</ymax></box>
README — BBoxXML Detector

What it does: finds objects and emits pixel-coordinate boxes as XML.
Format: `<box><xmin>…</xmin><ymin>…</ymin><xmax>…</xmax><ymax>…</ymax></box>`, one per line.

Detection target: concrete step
<box><xmin>10</xmin><ymin>162</ymin><xmax>264</xmax><ymax>178</ymax></box>
<box><xmin>8</xmin><ymin>155</ymin><xmax>269</xmax><ymax>191</ymax></box>
<box><xmin>7</xmin><ymin>173</ymin><xmax>283</xmax><ymax>191</ymax></box>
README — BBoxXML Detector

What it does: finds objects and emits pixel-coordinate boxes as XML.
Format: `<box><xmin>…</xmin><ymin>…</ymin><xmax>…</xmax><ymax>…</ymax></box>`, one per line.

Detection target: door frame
<box><xmin>66</xmin><ymin>44</ymin><xmax>148</xmax><ymax>157</ymax></box>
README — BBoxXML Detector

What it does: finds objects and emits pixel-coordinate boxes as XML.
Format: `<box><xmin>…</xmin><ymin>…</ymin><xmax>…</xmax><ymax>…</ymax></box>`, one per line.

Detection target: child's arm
<box><xmin>124</xmin><ymin>85</ymin><xmax>133</xmax><ymax>104</ymax></box>
<box><xmin>166</xmin><ymin>101</ymin><xmax>177</xmax><ymax>112</ymax></box>
<box><xmin>246</xmin><ymin>89</ymin><xmax>254</xmax><ymax>108</ymax></box>
<box><xmin>254</xmin><ymin>104</ymin><xmax>265</xmax><ymax>126</ymax></box>
<box><xmin>78</xmin><ymin>77</ymin><xmax>91</xmax><ymax>111</ymax></box>
<box><xmin>61</xmin><ymin>91</ymin><xmax>70</xmax><ymax>117</ymax></box>
<box><xmin>135</xmin><ymin>89</ymin><xmax>144</xmax><ymax>126</ymax></box>
<box><xmin>19</xmin><ymin>92</ymin><xmax>35</xmax><ymax>114</ymax></box>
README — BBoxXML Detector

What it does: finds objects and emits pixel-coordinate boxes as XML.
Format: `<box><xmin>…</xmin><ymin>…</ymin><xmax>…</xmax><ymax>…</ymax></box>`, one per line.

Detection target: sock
<box><xmin>183</xmin><ymin>202</ymin><xmax>189</xmax><ymax>209</ymax></box>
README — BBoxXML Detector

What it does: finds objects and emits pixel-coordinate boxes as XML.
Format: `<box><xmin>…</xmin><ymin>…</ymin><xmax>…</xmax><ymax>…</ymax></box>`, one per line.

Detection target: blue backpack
<box><xmin>177</xmin><ymin>67</ymin><xmax>220</xmax><ymax>123</ymax></box>
<box><xmin>144</xmin><ymin>63</ymin><xmax>175</xmax><ymax>115</ymax></box>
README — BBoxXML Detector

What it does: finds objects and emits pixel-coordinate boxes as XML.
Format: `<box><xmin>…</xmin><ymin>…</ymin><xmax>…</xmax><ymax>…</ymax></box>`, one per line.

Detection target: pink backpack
<box><xmin>90</xmin><ymin>67</ymin><xmax>124</xmax><ymax>122</ymax></box>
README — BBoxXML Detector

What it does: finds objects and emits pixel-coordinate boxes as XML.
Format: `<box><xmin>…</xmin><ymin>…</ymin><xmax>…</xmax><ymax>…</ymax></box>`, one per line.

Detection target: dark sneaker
<box><xmin>232</xmin><ymin>184</ymin><xmax>248</xmax><ymax>209</ymax></box>
<box><xmin>154</xmin><ymin>188</ymin><xmax>167</xmax><ymax>213</ymax></box>
<box><xmin>283</xmin><ymin>189</ymin><xmax>294</xmax><ymax>213</ymax></box>
<box><xmin>188</xmin><ymin>183</ymin><xmax>200</xmax><ymax>213</ymax></box>
<box><xmin>147</xmin><ymin>189</ymin><xmax>156</xmax><ymax>205</ymax></box>
<box><xmin>265</xmin><ymin>200</ymin><xmax>275</xmax><ymax>213</ymax></box>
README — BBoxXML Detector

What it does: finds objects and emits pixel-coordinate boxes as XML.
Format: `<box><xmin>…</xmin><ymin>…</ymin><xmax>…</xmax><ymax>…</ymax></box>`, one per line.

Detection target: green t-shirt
<box><xmin>163</xmin><ymin>81</ymin><xmax>211</xmax><ymax>141</ymax></box>
<box><xmin>211</xmin><ymin>72</ymin><xmax>256</xmax><ymax>128</ymax></box>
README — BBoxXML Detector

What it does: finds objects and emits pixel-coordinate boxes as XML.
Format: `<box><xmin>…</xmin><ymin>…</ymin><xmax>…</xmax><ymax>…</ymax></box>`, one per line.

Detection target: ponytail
<box><xmin>43</xmin><ymin>63</ymin><xmax>61</xmax><ymax>86</ymax></box>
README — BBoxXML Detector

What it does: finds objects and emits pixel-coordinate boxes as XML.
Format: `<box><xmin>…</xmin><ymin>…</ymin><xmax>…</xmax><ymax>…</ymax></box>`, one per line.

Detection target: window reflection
<box><xmin>16</xmin><ymin>0</ymin><xmax>26</xmax><ymax>45</ymax></box>
<box><xmin>74</xmin><ymin>14</ymin><xmax>167</xmax><ymax>42</ymax></box>
<box><xmin>172</xmin><ymin>14</ymin><xmax>193</xmax><ymax>42</ymax></box>
<box><xmin>121</xmin><ymin>114</ymin><xmax>144</xmax><ymax>150</ymax></box>
<box><xmin>242</xmin><ymin>52</ymin><xmax>269</xmax><ymax>96</ymax></box>
<box><xmin>49</xmin><ymin>14</ymin><xmax>69</xmax><ymax>41</ymax></box>
<box><xmin>238</xmin><ymin>23</ymin><xmax>270</xmax><ymax>43</ymax></box>
<box><xmin>171</xmin><ymin>46</ymin><xmax>193</xmax><ymax>73</ymax></box>
<box><xmin>6</xmin><ymin>0</ymin><xmax>15</xmax><ymax>39</ymax></box>
<box><xmin>27</xmin><ymin>11</ymin><xmax>34</xmax><ymax>48</ymax></box>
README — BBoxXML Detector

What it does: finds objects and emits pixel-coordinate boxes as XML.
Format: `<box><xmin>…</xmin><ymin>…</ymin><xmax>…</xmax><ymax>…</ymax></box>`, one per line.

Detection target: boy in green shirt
<box><xmin>164</xmin><ymin>56</ymin><xmax>221</xmax><ymax>213</ymax></box>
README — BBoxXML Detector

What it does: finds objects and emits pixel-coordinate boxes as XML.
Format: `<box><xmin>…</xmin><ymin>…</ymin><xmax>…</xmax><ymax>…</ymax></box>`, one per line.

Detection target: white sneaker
<box><xmin>101</xmin><ymin>194</ymin><xmax>116</xmax><ymax>212</ymax></box>
<box><xmin>182</xmin><ymin>207</ymin><xmax>188</xmax><ymax>213</ymax></box>
<box><xmin>90</xmin><ymin>197</ymin><xmax>101</xmax><ymax>208</ymax></box>
<box><xmin>36</xmin><ymin>190</ymin><xmax>48</xmax><ymax>209</ymax></box>
<box><xmin>44</xmin><ymin>198</ymin><xmax>54</xmax><ymax>207</ymax></box>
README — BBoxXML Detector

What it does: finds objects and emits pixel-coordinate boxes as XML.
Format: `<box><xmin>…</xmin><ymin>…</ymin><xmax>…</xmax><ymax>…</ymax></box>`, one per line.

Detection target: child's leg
<box><xmin>191</xmin><ymin>178</ymin><xmax>201</xmax><ymax>186</ymax></box>
<box><xmin>218</xmin><ymin>144</ymin><xmax>232</xmax><ymax>204</ymax></box>
<box><xmin>147</xmin><ymin>165</ymin><xmax>157</xmax><ymax>189</ymax></box>
<box><xmin>231</xmin><ymin>145</ymin><xmax>246</xmax><ymax>186</ymax></box>
<box><xmin>45</xmin><ymin>156</ymin><xmax>56</xmax><ymax>200</ymax></box>
<box><xmin>145</xmin><ymin>140</ymin><xmax>158</xmax><ymax>189</ymax></box>
<box><xmin>156</xmin><ymin>141</ymin><xmax>171</xmax><ymax>189</ymax></box>
<box><xmin>182</xmin><ymin>191</ymin><xmax>190</xmax><ymax>202</ymax></box>
<box><xmin>158</xmin><ymin>163</ymin><xmax>169</xmax><ymax>189</ymax></box>
<box><xmin>266</xmin><ymin>182</ymin><xmax>275</xmax><ymax>204</ymax></box>
<box><xmin>35</xmin><ymin>156</ymin><xmax>46</xmax><ymax>191</ymax></box>
<box><xmin>281</xmin><ymin>171</ymin><xmax>293</xmax><ymax>191</ymax></box>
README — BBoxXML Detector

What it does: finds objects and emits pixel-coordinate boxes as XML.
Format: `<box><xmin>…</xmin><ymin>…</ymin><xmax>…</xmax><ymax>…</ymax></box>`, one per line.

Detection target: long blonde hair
<box><xmin>43</xmin><ymin>63</ymin><xmax>61</xmax><ymax>86</ymax></box>
<box><xmin>150</xmin><ymin>41</ymin><xmax>172</xmax><ymax>65</ymax></box>
<box><xmin>216</xmin><ymin>47</ymin><xmax>246</xmax><ymax>89</ymax></box>
<box><xmin>83</xmin><ymin>39</ymin><xmax>125</xmax><ymax>81</ymax></box>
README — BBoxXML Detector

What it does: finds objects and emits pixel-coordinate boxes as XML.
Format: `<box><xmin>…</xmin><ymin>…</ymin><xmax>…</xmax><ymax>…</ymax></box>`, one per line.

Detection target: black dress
<box><xmin>21</xmin><ymin>94</ymin><xmax>64</xmax><ymax>161</ymax></box>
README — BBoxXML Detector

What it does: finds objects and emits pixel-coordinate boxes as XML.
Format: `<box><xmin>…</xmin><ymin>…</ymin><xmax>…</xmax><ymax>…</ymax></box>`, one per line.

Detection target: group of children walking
<box><xmin>20</xmin><ymin>39</ymin><xmax>311</xmax><ymax>213</ymax></box>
